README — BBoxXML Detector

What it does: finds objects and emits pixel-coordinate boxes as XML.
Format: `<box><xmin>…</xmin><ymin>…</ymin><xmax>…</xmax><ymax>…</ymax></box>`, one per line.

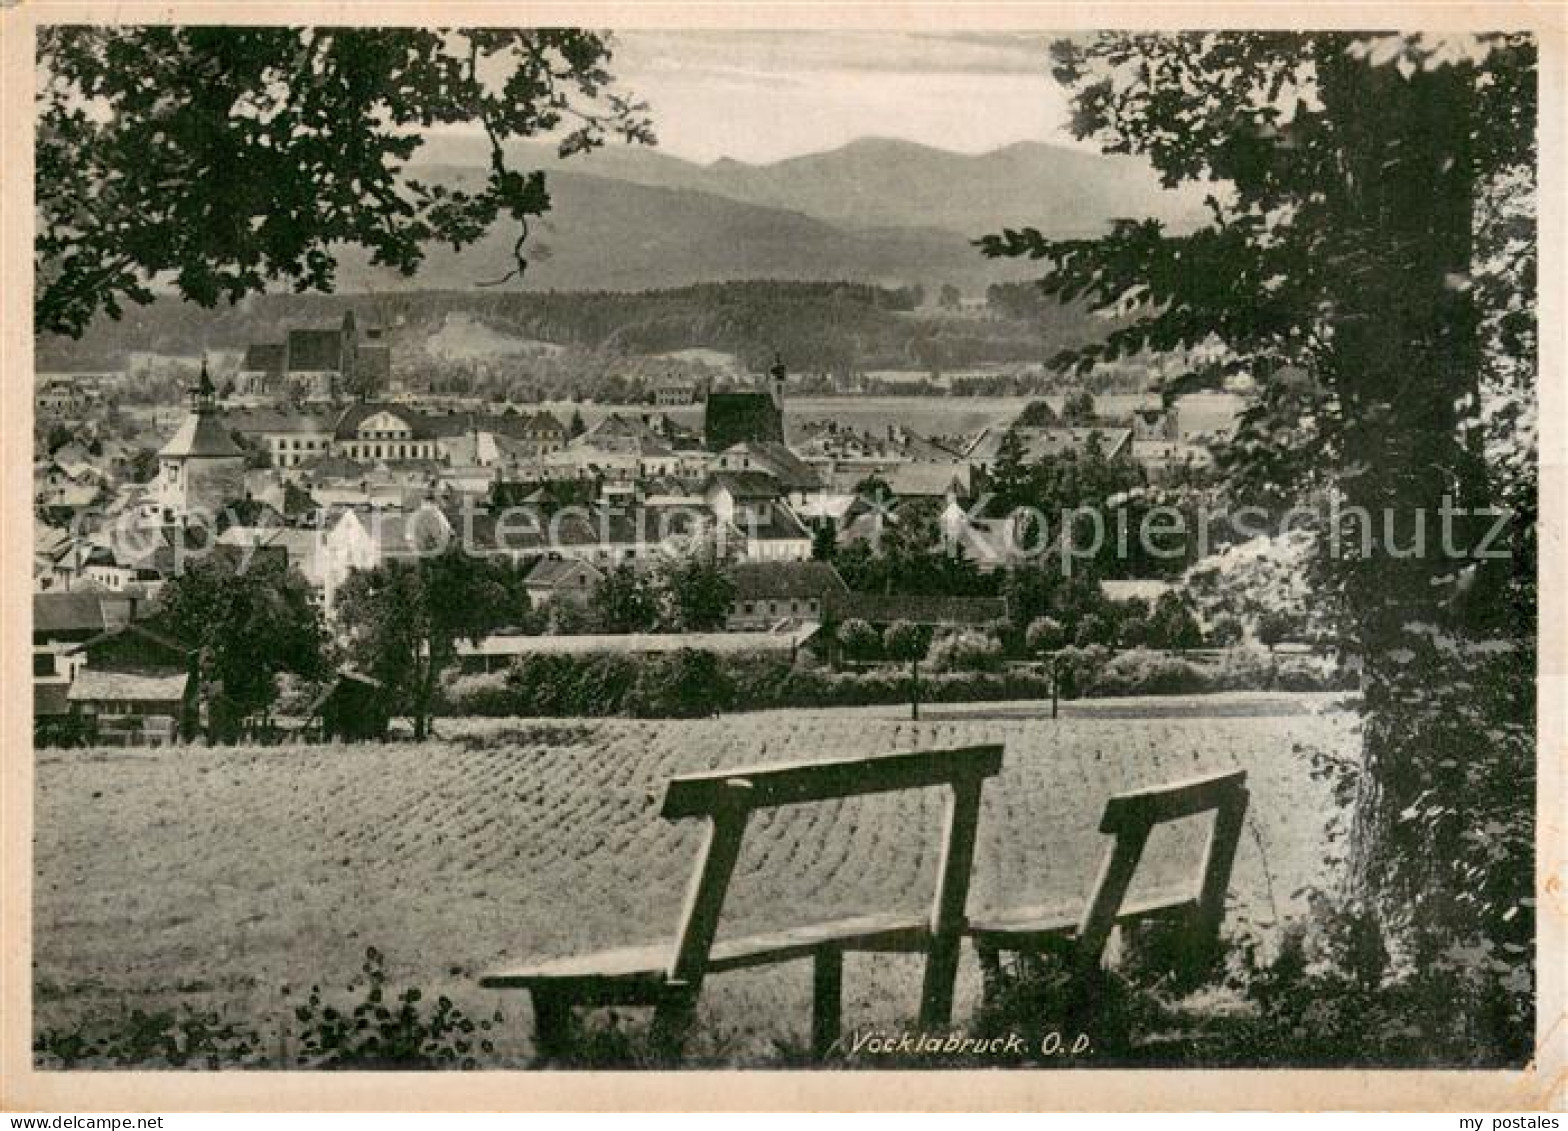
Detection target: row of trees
<box><xmin>143</xmin><ymin>541</ymin><xmax>743</xmax><ymax>742</ymax></box>
<box><xmin>149</xmin><ymin>539</ymin><xmax>1246</xmax><ymax>742</ymax></box>
<box><xmin>148</xmin><ymin>550</ymin><xmax>534</xmax><ymax>743</ymax></box>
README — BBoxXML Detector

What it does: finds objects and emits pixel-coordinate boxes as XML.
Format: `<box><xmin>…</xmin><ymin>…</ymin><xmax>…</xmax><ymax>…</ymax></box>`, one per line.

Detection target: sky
<box><xmin>603</xmin><ymin>31</ymin><xmax>1080</xmax><ymax>164</ymax></box>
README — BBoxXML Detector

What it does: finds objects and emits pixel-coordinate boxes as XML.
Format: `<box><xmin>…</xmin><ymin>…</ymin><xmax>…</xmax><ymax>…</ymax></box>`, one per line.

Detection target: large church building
<box><xmin>703</xmin><ymin>356</ymin><xmax>787</xmax><ymax>452</ymax></box>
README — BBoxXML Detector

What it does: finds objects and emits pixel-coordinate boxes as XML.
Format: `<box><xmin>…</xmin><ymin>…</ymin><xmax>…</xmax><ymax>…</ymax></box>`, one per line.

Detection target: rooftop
<box><xmin>68</xmin><ymin>669</ymin><xmax>190</xmax><ymax>703</ymax></box>
<box><xmin>729</xmin><ymin>561</ymin><xmax>848</xmax><ymax>602</ymax></box>
<box><xmin>158</xmin><ymin>409</ymin><xmax>243</xmax><ymax>460</ymax></box>
<box><xmin>457</xmin><ymin>624</ymin><xmax>818</xmax><ymax>659</ymax></box>
<box><xmin>706</xmin><ymin>470</ymin><xmax>782</xmax><ymax>499</ymax></box>
<box><xmin>829</xmin><ymin>592</ymin><xmax>1007</xmax><ymax>627</ymax></box>
<box><xmin>704</xmin><ymin>391</ymin><xmax>783</xmax><ymax>452</ymax></box>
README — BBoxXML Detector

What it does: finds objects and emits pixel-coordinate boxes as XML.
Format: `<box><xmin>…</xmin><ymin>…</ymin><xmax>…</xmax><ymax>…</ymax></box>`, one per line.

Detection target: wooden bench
<box><xmin>480</xmin><ymin>744</ymin><xmax>1005</xmax><ymax>1061</ymax></box>
<box><xmin>968</xmin><ymin>768</ymin><xmax>1250</xmax><ymax>992</ymax></box>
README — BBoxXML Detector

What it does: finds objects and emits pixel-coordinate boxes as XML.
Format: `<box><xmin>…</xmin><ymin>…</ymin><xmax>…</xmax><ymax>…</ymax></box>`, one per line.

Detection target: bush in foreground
<box><xmin>34</xmin><ymin>948</ymin><xmax>502</xmax><ymax>1071</ymax></box>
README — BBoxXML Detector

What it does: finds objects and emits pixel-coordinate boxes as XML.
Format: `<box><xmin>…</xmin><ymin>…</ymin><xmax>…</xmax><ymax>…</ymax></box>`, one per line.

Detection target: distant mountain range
<box><xmin>331</xmin><ymin>136</ymin><xmax>1208</xmax><ymax>295</ymax></box>
<box><xmin>37</xmin><ymin>137</ymin><xmax>1203</xmax><ymax>370</ymax></box>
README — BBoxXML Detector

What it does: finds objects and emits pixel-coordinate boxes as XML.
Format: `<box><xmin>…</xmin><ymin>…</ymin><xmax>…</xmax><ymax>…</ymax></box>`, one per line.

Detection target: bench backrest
<box><xmin>660</xmin><ymin>745</ymin><xmax>1004</xmax><ymax>818</ymax></box>
<box><xmin>1078</xmin><ymin>767</ymin><xmax>1250</xmax><ymax>967</ymax></box>
<box><xmin>657</xmin><ymin>745</ymin><xmax>1004</xmax><ymax>1012</ymax></box>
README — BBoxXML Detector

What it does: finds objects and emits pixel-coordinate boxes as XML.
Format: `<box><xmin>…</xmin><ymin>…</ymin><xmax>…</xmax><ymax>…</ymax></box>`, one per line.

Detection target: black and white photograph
<box><xmin>4</xmin><ymin>5</ymin><xmax>1557</xmax><ymax>1110</ymax></box>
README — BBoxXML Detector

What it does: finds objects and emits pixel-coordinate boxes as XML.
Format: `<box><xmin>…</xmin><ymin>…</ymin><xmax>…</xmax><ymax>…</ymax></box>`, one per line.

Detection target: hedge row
<box><xmin>440</xmin><ymin>644</ymin><xmax>1353</xmax><ymax>719</ymax></box>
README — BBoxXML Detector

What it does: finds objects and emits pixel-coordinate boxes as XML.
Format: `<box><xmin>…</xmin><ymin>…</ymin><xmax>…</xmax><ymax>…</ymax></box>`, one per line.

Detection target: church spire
<box><xmin>191</xmin><ymin>356</ymin><xmax>216</xmax><ymax>411</ymax></box>
<box><xmin>769</xmin><ymin>352</ymin><xmax>787</xmax><ymax>410</ymax></box>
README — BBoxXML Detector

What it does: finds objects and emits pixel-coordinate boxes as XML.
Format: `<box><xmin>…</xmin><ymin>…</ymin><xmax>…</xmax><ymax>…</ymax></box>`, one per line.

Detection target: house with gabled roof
<box><xmin>33</xmin><ymin>590</ymin><xmax>148</xmax><ymax>684</ymax></box>
<box><xmin>544</xmin><ymin>503</ymin><xmax>732</xmax><ymax>570</ymax></box>
<box><xmin>523</xmin><ymin>557</ymin><xmax>604</xmax><ymax>608</ymax></box>
<box><xmin>736</xmin><ymin>502</ymin><xmax>814</xmax><ymax>563</ymax></box>
<box><xmin>238</xmin><ymin>343</ymin><xmax>287</xmax><ymax>394</ymax></box>
<box><xmin>880</xmin><ymin>462</ymin><xmax>972</xmax><ymax>504</ymax></box>
<box><xmin>713</xmin><ymin>440</ymin><xmax>823</xmax><ymax>504</ymax></box>
<box><xmin>331</xmin><ymin>402</ymin><xmax>442</xmax><ymax>463</ymax></box>
<box><xmin>725</xmin><ymin>560</ymin><xmax>848</xmax><ymax>629</ymax></box>
<box><xmin>226</xmin><ymin>406</ymin><xmax>335</xmax><ymax>469</ymax></box>
<box><xmin>65</xmin><ymin>623</ymin><xmax>195</xmax><ymax>746</ymax></box>
<box><xmin>320</xmin><ymin>501</ymin><xmax>462</xmax><ymax>603</ymax></box>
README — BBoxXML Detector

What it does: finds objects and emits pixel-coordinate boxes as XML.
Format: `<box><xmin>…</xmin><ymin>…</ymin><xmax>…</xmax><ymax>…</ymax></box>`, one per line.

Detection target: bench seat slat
<box><xmin>479</xmin><ymin>943</ymin><xmax>671</xmax><ymax>995</ymax></box>
<box><xmin>480</xmin><ymin>912</ymin><xmax>928</xmax><ymax>990</ymax></box>
<box><xmin>967</xmin><ymin>890</ymin><xmax>1198</xmax><ymax>943</ymax></box>
<box><xmin>710</xmin><ymin>912</ymin><xmax>928</xmax><ymax>971</ymax></box>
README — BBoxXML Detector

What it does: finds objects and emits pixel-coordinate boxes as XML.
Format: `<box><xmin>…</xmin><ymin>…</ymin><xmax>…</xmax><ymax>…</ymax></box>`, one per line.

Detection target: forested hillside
<box><xmin>37</xmin><ymin>282</ymin><xmax>1105</xmax><ymax>381</ymax></box>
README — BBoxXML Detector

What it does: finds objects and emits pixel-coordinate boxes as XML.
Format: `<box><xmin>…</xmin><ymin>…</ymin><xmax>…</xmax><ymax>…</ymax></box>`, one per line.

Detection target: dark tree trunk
<box><xmin>1317</xmin><ymin>52</ymin><xmax>1496</xmax><ymax>909</ymax></box>
<box><xmin>412</xmin><ymin>654</ymin><xmax>435</xmax><ymax>741</ymax></box>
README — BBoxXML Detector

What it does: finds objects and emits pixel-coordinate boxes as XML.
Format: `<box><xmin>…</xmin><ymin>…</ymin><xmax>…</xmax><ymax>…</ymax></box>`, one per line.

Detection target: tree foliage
<box><xmin>1025</xmin><ymin>615</ymin><xmax>1067</xmax><ymax>655</ymax></box>
<box><xmin>883</xmin><ymin>619</ymin><xmax>934</xmax><ymax>720</ymax></box>
<box><xmin>588</xmin><ymin>564</ymin><xmax>660</xmax><ymax>634</ymax></box>
<box><xmin>652</xmin><ymin>542</ymin><xmax>736</xmax><ymax>632</ymax></box>
<box><xmin>36</xmin><ymin>27</ymin><xmax>653</xmax><ymax>336</ymax></box>
<box><xmin>154</xmin><ymin>552</ymin><xmax>325</xmax><ymax>740</ymax></box>
<box><xmin>983</xmin><ymin>31</ymin><xmax>1536</xmax><ymax>1048</ymax></box>
<box><xmin>334</xmin><ymin>549</ymin><xmax>531</xmax><ymax>739</ymax></box>
<box><xmin>837</xmin><ymin>618</ymin><xmax>881</xmax><ymax>662</ymax></box>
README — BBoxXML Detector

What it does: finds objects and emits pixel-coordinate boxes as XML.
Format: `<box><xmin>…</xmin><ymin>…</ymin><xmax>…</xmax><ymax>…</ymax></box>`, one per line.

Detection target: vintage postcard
<box><xmin>1</xmin><ymin>0</ymin><xmax>1563</xmax><ymax>1113</ymax></box>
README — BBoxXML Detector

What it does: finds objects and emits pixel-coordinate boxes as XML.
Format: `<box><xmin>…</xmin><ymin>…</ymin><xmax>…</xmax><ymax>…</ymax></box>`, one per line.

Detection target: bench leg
<box><xmin>650</xmin><ymin>990</ymin><xmax>697</xmax><ymax>1062</ymax></box>
<box><xmin>976</xmin><ymin>941</ymin><xmax>1005</xmax><ymax>1009</ymax></box>
<box><xmin>530</xmin><ymin>988</ymin><xmax>574</xmax><ymax>1062</ymax></box>
<box><xmin>811</xmin><ymin>947</ymin><xmax>843</xmax><ymax>1060</ymax></box>
<box><xmin>919</xmin><ymin>931</ymin><xmax>964</xmax><ymax>1030</ymax></box>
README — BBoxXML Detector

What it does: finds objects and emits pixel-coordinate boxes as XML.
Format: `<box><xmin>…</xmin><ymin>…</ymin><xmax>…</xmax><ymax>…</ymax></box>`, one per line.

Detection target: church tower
<box><xmin>157</xmin><ymin>359</ymin><xmax>245</xmax><ymax>522</ymax></box>
<box><xmin>769</xmin><ymin>353</ymin><xmax>787</xmax><ymax>410</ymax></box>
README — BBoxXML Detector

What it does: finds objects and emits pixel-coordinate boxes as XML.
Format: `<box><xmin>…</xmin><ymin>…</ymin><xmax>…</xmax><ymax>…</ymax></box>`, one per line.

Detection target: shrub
<box><xmin>1209</xmin><ymin>644</ymin><xmax>1277</xmax><ymax>692</ymax></box>
<box><xmin>1024</xmin><ymin>616</ymin><xmax>1066</xmax><ymax>655</ymax></box>
<box><xmin>626</xmin><ymin>649</ymin><xmax>733</xmax><ymax>718</ymax></box>
<box><xmin>1210</xmin><ymin>895</ymin><xmax>1532</xmax><ymax>1067</ymax></box>
<box><xmin>971</xmin><ymin>953</ymin><xmax>1147</xmax><ymax>1065</ymax></box>
<box><xmin>1090</xmin><ymin>649</ymin><xmax>1209</xmax><ymax>697</ymax></box>
<box><xmin>1052</xmin><ymin>644</ymin><xmax>1111</xmax><ymax>698</ymax></box>
<box><xmin>1257</xmin><ymin>609</ymin><xmax>1302</xmax><ymax>649</ymax></box>
<box><xmin>1074</xmin><ymin>612</ymin><xmax>1113</xmax><ymax>647</ymax></box>
<box><xmin>835</xmin><ymin>618</ymin><xmax>880</xmax><ymax>663</ymax></box>
<box><xmin>883</xmin><ymin>621</ymin><xmax>933</xmax><ymax>664</ymax></box>
<box><xmin>1207</xmin><ymin>615</ymin><xmax>1245</xmax><ymax>647</ymax></box>
<box><xmin>438</xmin><ymin>637</ymin><xmax>1342</xmax><ymax>719</ymax></box>
<box><xmin>1111</xmin><ymin>598</ymin><xmax>1154</xmax><ymax>648</ymax></box>
<box><xmin>442</xmin><ymin>671</ymin><xmax>516</xmax><ymax>716</ymax></box>
<box><xmin>1148</xmin><ymin>591</ymin><xmax>1205</xmax><ymax>650</ymax></box>
<box><xmin>34</xmin><ymin>1006</ymin><xmax>265</xmax><ymax>1069</ymax></box>
<box><xmin>34</xmin><ymin>712</ymin><xmax>93</xmax><ymax>748</ymax></box>
<box><xmin>927</xmin><ymin>629</ymin><xmax>1005</xmax><ymax>673</ymax></box>
<box><xmin>291</xmin><ymin>947</ymin><xmax>501</xmax><ymax>1070</ymax></box>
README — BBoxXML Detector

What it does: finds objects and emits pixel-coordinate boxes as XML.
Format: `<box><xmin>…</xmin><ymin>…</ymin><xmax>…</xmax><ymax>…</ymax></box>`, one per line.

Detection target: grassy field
<box><xmin>33</xmin><ymin>696</ymin><xmax>1358</xmax><ymax>1065</ymax></box>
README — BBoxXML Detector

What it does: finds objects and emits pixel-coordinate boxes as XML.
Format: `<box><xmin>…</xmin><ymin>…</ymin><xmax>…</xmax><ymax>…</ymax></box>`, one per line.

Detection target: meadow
<box><xmin>33</xmin><ymin>696</ymin><xmax>1357</xmax><ymax>1066</ymax></box>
